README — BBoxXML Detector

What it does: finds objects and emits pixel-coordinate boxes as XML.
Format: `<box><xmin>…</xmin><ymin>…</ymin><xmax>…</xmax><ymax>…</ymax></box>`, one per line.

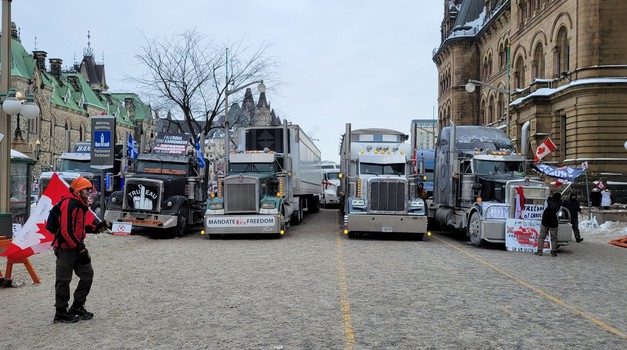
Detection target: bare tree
<box><xmin>132</xmin><ymin>29</ymin><xmax>275</xmax><ymax>142</ymax></box>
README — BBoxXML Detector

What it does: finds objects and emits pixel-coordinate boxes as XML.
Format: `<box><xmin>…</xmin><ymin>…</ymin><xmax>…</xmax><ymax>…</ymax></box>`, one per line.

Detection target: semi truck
<box><xmin>338</xmin><ymin>123</ymin><xmax>429</xmax><ymax>239</ymax></box>
<box><xmin>204</xmin><ymin>120</ymin><xmax>322</xmax><ymax>237</ymax></box>
<box><xmin>105</xmin><ymin>132</ymin><xmax>209</xmax><ymax>237</ymax></box>
<box><xmin>429</xmin><ymin>123</ymin><xmax>572</xmax><ymax>247</ymax></box>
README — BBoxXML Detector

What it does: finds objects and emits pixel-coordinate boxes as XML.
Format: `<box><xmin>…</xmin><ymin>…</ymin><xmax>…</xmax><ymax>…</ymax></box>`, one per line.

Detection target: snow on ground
<box><xmin>579</xmin><ymin>217</ymin><xmax>627</xmax><ymax>243</ymax></box>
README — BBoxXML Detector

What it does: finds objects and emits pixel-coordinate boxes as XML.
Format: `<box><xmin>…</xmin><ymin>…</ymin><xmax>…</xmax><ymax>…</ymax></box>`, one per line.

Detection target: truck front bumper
<box><xmin>482</xmin><ymin>220</ymin><xmax>572</xmax><ymax>245</ymax></box>
<box><xmin>204</xmin><ymin>214</ymin><xmax>283</xmax><ymax>235</ymax></box>
<box><xmin>345</xmin><ymin>214</ymin><xmax>428</xmax><ymax>234</ymax></box>
<box><xmin>104</xmin><ymin>210</ymin><xmax>178</xmax><ymax>229</ymax></box>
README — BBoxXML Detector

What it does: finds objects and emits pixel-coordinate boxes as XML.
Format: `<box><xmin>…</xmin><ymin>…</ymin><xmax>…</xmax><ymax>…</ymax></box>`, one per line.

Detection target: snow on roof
<box><xmin>510</xmin><ymin>77</ymin><xmax>627</xmax><ymax>106</ymax></box>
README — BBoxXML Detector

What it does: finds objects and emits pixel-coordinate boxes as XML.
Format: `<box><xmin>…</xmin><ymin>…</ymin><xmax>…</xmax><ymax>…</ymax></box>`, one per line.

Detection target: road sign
<box><xmin>91</xmin><ymin>116</ymin><xmax>116</xmax><ymax>168</ymax></box>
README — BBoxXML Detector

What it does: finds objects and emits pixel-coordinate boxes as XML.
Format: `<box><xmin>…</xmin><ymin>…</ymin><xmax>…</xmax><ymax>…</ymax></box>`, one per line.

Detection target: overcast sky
<box><xmin>12</xmin><ymin>1</ymin><xmax>442</xmax><ymax>162</ymax></box>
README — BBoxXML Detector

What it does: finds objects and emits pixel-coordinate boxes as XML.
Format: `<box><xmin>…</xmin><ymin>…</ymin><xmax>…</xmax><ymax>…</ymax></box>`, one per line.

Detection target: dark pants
<box><xmin>571</xmin><ymin>217</ymin><xmax>581</xmax><ymax>240</ymax></box>
<box><xmin>55</xmin><ymin>248</ymin><xmax>93</xmax><ymax>310</ymax></box>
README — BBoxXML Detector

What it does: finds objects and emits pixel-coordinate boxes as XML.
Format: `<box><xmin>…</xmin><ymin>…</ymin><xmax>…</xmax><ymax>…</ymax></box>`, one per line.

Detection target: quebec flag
<box><xmin>196</xmin><ymin>137</ymin><xmax>206</xmax><ymax>168</ymax></box>
<box><xmin>128</xmin><ymin>134</ymin><xmax>139</xmax><ymax>159</ymax></box>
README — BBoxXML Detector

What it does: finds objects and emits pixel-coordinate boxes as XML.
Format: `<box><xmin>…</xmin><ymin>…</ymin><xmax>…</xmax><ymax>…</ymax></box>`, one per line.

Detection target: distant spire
<box><xmin>33</xmin><ymin>36</ymin><xmax>37</xmax><ymax>50</ymax></box>
<box><xmin>83</xmin><ymin>30</ymin><xmax>94</xmax><ymax>57</ymax></box>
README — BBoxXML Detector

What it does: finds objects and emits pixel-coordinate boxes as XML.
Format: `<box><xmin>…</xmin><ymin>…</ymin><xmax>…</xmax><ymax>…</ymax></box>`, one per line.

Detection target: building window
<box><xmin>488</xmin><ymin>95</ymin><xmax>495</xmax><ymax>124</ymax></box>
<box><xmin>555</xmin><ymin>27</ymin><xmax>569</xmax><ymax>75</ymax></box>
<box><xmin>65</xmin><ymin>121</ymin><xmax>71</xmax><ymax>152</ymax></box>
<box><xmin>533</xmin><ymin>43</ymin><xmax>545</xmax><ymax>79</ymax></box>
<box><xmin>514</xmin><ymin>56</ymin><xmax>525</xmax><ymax>89</ymax></box>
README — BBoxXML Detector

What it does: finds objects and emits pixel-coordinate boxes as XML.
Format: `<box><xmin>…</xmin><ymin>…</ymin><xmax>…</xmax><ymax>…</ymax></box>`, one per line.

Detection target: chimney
<box><xmin>49</xmin><ymin>58</ymin><xmax>63</xmax><ymax>80</ymax></box>
<box><xmin>32</xmin><ymin>51</ymin><xmax>47</xmax><ymax>71</ymax></box>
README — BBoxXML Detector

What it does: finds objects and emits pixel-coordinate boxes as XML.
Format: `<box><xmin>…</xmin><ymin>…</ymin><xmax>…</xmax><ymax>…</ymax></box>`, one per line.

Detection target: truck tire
<box><xmin>291</xmin><ymin>203</ymin><xmax>303</xmax><ymax>226</ymax></box>
<box><xmin>171</xmin><ymin>207</ymin><xmax>188</xmax><ymax>238</ymax></box>
<box><xmin>468</xmin><ymin>212</ymin><xmax>485</xmax><ymax>247</ymax></box>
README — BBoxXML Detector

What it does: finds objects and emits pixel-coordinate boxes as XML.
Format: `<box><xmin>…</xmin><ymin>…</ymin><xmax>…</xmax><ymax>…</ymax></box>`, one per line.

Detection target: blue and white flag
<box><xmin>196</xmin><ymin>137</ymin><xmax>206</xmax><ymax>168</ymax></box>
<box><xmin>533</xmin><ymin>163</ymin><xmax>585</xmax><ymax>182</ymax></box>
<box><xmin>128</xmin><ymin>134</ymin><xmax>139</xmax><ymax>159</ymax></box>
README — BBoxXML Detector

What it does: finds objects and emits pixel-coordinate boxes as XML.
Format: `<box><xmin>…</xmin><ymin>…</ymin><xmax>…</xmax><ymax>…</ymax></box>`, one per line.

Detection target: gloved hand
<box><xmin>77</xmin><ymin>249</ymin><xmax>91</xmax><ymax>265</ymax></box>
<box><xmin>95</xmin><ymin>220</ymin><xmax>112</xmax><ymax>233</ymax></box>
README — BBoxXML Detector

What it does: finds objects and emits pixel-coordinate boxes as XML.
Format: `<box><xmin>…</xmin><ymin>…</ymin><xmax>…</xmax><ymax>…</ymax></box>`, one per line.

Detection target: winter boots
<box><xmin>69</xmin><ymin>304</ymin><xmax>94</xmax><ymax>320</ymax></box>
<box><xmin>53</xmin><ymin>308</ymin><xmax>79</xmax><ymax>323</ymax></box>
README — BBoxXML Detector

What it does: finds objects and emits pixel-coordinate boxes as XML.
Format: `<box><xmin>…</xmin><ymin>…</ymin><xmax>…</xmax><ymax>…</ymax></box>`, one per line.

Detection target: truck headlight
<box><xmin>209</xmin><ymin>202</ymin><xmax>223</xmax><ymax>210</ymax></box>
<box><xmin>351</xmin><ymin>199</ymin><xmax>366</xmax><ymax>207</ymax></box>
<box><xmin>410</xmin><ymin>199</ymin><xmax>425</xmax><ymax>208</ymax></box>
<box><xmin>261</xmin><ymin>201</ymin><xmax>276</xmax><ymax>209</ymax></box>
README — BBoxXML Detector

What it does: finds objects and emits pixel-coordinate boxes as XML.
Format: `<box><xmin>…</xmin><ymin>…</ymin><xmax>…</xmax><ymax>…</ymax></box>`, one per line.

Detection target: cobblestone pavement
<box><xmin>1</xmin><ymin>209</ymin><xmax>625</xmax><ymax>349</ymax></box>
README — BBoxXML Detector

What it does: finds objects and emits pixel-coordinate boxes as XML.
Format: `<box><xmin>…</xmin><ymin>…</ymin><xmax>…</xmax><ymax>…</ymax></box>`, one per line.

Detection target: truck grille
<box><xmin>369</xmin><ymin>179</ymin><xmax>406</xmax><ymax>213</ymax></box>
<box><xmin>225</xmin><ymin>177</ymin><xmax>259</xmax><ymax>213</ymax></box>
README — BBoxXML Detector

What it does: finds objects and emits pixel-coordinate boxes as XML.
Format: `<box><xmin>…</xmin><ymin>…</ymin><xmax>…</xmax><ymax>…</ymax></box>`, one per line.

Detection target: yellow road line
<box><xmin>432</xmin><ymin>235</ymin><xmax>627</xmax><ymax>339</ymax></box>
<box><xmin>336</xmin><ymin>233</ymin><xmax>356</xmax><ymax>349</ymax></box>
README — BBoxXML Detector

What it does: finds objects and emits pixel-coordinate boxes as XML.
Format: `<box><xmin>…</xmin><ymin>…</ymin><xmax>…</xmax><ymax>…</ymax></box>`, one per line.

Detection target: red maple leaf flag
<box><xmin>1</xmin><ymin>173</ymin><xmax>71</xmax><ymax>259</ymax></box>
<box><xmin>534</xmin><ymin>137</ymin><xmax>557</xmax><ymax>163</ymax></box>
<box><xmin>515</xmin><ymin>186</ymin><xmax>526</xmax><ymax>219</ymax></box>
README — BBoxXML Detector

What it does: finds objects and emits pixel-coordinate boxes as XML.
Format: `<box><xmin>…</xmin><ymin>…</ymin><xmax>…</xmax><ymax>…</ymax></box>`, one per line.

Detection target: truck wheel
<box><xmin>291</xmin><ymin>199</ymin><xmax>304</xmax><ymax>225</ymax></box>
<box><xmin>171</xmin><ymin>208</ymin><xmax>188</xmax><ymax>238</ymax></box>
<box><xmin>468</xmin><ymin>212</ymin><xmax>485</xmax><ymax>247</ymax></box>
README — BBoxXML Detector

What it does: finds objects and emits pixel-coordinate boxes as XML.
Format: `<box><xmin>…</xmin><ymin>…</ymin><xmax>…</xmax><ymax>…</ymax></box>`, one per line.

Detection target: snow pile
<box><xmin>579</xmin><ymin>217</ymin><xmax>627</xmax><ymax>243</ymax></box>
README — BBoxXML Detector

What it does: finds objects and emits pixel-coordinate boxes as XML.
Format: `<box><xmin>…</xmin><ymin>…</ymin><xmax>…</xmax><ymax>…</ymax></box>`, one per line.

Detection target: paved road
<box><xmin>2</xmin><ymin>209</ymin><xmax>626</xmax><ymax>349</ymax></box>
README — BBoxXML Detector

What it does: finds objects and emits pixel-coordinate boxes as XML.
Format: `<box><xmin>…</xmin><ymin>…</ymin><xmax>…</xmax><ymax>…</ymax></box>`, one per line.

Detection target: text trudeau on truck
<box><xmin>338</xmin><ymin>123</ymin><xmax>429</xmax><ymax>239</ymax></box>
<box><xmin>204</xmin><ymin>120</ymin><xmax>322</xmax><ymax>238</ymax></box>
<box><xmin>104</xmin><ymin>132</ymin><xmax>210</xmax><ymax>237</ymax></box>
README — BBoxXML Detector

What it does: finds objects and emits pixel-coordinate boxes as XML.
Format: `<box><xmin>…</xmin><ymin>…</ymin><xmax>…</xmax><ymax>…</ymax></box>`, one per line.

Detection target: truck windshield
<box><xmin>230</xmin><ymin>163</ymin><xmax>275</xmax><ymax>173</ymax></box>
<box><xmin>136</xmin><ymin>160</ymin><xmax>188</xmax><ymax>175</ymax></box>
<box><xmin>325</xmin><ymin>172</ymin><xmax>340</xmax><ymax>181</ymax></box>
<box><xmin>475</xmin><ymin>160</ymin><xmax>524</xmax><ymax>176</ymax></box>
<box><xmin>359</xmin><ymin>162</ymin><xmax>405</xmax><ymax>176</ymax></box>
<box><xmin>60</xmin><ymin>160</ymin><xmax>93</xmax><ymax>172</ymax></box>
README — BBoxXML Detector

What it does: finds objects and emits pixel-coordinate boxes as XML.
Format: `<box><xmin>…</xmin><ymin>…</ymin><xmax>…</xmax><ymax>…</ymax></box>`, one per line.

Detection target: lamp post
<box><xmin>465</xmin><ymin>78</ymin><xmax>511</xmax><ymax>138</ymax></box>
<box><xmin>0</xmin><ymin>0</ymin><xmax>13</xmax><ymax>234</ymax></box>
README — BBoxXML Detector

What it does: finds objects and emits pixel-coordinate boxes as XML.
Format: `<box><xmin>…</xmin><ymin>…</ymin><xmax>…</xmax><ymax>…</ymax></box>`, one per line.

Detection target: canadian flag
<box><xmin>514</xmin><ymin>186</ymin><xmax>526</xmax><ymax>219</ymax></box>
<box><xmin>534</xmin><ymin>137</ymin><xmax>557</xmax><ymax>163</ymax></box>
<box><xmin>1</xmin><ymin>173</ymin><xmax>74</xmax><ymax>260</ymax></box>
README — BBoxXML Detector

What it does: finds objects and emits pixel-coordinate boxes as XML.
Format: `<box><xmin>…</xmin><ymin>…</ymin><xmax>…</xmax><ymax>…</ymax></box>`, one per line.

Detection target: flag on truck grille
<box><xmin>534</xmin><ymin>137</ymin><xmax>557</xmax><ymax>163</ymax></box>
<box><xmin>196</xmin><ymin>137</ymin><xmax>206</xmax><ymax>168</ymax></box>
<box><xmin>128</xmin><ymin>134</ymin><xmax>139</xmax><ymax>159</ymax></box>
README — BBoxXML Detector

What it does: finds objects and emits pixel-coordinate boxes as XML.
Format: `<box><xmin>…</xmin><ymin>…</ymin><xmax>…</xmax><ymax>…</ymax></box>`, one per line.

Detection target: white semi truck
<box><xmin>338</xmin><ymin>123</ymin><xmax>429</xmax><ymax>239</ymax></box>
<box><xmin>204</xmin><ymin>120</ymin><xmax>322</xmax><ymax>237</ymax></box>
<box><xmin>429</xmin><ymin>123</ymin><xmax>572</xmax><ymax>247</ymax></box>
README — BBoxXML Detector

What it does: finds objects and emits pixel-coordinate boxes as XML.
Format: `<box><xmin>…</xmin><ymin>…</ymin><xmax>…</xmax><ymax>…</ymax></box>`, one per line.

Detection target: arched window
<box><xmin>533</xmin><ymin>43</ymin><xmax>545</xmax><ymax>79</ymax></box>
<box><xmin>514</xmin><ymin>56</ymin><xmax>525</xmax><ymax>89</ymax></box>
<box><xmin>498</xmin><ymin>43</ymin><xmax>505</xmax><ymax>69</ymax></box>
<box><xmin>481</xmin><ymin>99</ymin><xmax>487</xmax><ymax>126</ymax></box>
<box><xmin>488</xmin><ymin>95</ymin><xmax>495</xmax><ymax>124</ymax></box>
<box><xmin>488</xmin><ymin>52</ymin><xmax>493</xmax><ymax>77</ymax></box>
<box><xmin>555</xmin><ymin>27</ymin><xmax>569</xmax><ymax>75</ymax></box>
<box><xmin>79</xmin><ymin>124</ymin><xmax>84</xmax><ymax>142</ymax></box>
<box><xmin>497</xmin><ymin>93</ymin><xmax>504</xmax><ymax>120</ymax></box>
<box><xmin>64</xmin><ymin>121</ymin><xmax>71</xmax><ymax>152</ymax></box>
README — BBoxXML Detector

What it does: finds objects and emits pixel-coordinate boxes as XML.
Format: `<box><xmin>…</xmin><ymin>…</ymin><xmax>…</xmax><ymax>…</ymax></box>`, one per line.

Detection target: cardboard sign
<box><xmin>112</xmin><ymin>222</ymin><xmax>132</xmax><ymax>236</ymax></box>
<box><xmin>505</xmin><ymin>219</ymin><xmax>551</xmax><ymax>253</ymax></box>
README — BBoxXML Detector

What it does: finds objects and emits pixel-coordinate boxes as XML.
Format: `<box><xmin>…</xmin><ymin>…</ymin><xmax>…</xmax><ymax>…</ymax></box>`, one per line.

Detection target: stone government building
<box><xmin>433</xmin><ymin>0</ymin><xmax>627</xmax><ymax>202</ymax></box>
<box><xmin>1</xmin><ymin>25</ymin><xmax>154</xmax><ymax>178</ymax></box>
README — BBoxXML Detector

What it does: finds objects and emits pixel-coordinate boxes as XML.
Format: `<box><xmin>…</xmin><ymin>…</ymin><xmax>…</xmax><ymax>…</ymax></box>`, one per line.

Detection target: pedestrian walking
<box><xmin>53</xmin><ymin>176</ymin><xmax>110</xmax><ymax>323</ymax></box>
<box><xmin>537</xmin><ymin>192</ymin><xmax>561</xmax><ymax>257</ymax></box>
<box><xmin>563</xmin><ymin>193</ymin><xmax>583</xmax><ymax>242</ymax></box>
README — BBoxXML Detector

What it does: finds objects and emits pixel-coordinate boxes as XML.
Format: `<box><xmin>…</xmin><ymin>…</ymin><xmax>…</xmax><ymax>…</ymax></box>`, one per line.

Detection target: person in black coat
<box><xmin>563</xmin><ymin>193</ymin><xmax>583</xmax><ymax>242</ymax></box>
<box><xmin>537</xmin><ymin>192</ymin><xmax>561</xmax><ymax>256</ymax></box>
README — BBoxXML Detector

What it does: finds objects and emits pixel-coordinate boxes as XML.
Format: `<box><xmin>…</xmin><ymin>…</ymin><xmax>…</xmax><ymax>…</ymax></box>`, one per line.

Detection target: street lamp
<box><xmin>465</xmin><ymin>78</ymin><xmax>511</xmax><ymax>138</ymax></box>
<box><xmin>4</xmin><ymin>89</ymin><xmax>40</xmax><ymax>141</ymax></box>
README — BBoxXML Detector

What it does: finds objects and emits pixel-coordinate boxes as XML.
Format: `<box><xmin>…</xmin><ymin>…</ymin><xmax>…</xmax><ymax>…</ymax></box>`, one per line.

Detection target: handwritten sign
<box><xmin>505</xmin><ymin>219</ymin><xmax>551</xmax><ymax>253</ymax></box>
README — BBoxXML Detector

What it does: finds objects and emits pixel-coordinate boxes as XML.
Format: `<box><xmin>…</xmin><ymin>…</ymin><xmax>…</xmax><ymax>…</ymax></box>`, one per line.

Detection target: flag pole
<box><xmin>584</xmin><ymin>168</ymin><xmax>591</xmax><ymax>221</ymax></box>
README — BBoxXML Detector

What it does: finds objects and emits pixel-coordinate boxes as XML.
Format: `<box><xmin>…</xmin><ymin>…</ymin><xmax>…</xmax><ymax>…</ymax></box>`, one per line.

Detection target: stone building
<box><xmin>433</xmin><ymin>0</ymin><xmax>627</xmax><ymax>198</ymax></box>
<box><xmin>1</xmin><ymin>26</ymin><xmax>153</xmax><ymax>178</ymax></box>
